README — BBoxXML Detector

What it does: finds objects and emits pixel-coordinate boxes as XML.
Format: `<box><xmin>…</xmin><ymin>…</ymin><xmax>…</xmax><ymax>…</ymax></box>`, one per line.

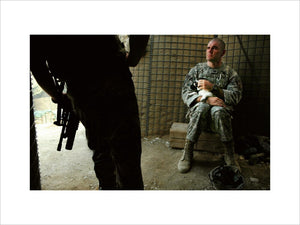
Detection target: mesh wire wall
<box><xmin>219</xmin><ymin>35</ymin><xmax>270</xmax><ymax>136</ymax></box>
<box><xmin>130</xmin><ymin>35</ymin><xmax>270</xmax><ymax>137</ymax></box>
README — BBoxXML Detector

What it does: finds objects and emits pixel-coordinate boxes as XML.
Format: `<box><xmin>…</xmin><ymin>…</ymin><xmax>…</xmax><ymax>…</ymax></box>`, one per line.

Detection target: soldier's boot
<box><xmin>223</xmin><ymin>141</ymin><xmax>241</xmax><ymax>171</ymax></box>
<box><xmin>177</xmin><ymin>140</ymin><xmax>194</xmax><ymax>173</ymax></box>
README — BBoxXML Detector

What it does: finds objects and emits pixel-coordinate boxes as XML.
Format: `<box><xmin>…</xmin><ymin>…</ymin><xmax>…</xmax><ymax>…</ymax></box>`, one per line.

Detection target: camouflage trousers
<box><xmin>186</xmin><ymin>102</ymin><xmax>233</xmax><ymax>143</ymax></box>
<box><xmin>68</xmin><ymin>75</ymin><xmax>144</xmax><ymax>190</ymax></box>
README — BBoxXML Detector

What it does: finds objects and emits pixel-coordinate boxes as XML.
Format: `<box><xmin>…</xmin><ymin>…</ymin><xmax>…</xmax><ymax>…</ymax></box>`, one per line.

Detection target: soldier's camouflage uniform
<box><xmin>182</xmin><ymin>62</ymin><xmax>243</xmax><ymax>143</ymax></box>
<box><xmin>31</xmin><ymin>35</ymin><xmax>144</xmax><ymax>190</ymax></box>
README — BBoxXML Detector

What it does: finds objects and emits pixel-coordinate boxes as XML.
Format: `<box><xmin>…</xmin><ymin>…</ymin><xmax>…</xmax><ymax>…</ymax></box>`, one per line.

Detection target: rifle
<box><xmin>52</xmin><ymin>75</ymin><xmax>79</xmax><ymax>151</ymax></box>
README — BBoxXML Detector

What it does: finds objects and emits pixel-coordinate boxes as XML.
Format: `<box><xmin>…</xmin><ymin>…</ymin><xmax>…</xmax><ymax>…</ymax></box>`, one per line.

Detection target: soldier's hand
<box><xmin>206</xmin><ymin>97</ymin><xmax>226</xmax><ymax>107</ymax></box>
<box><xmin>52</xmin><ymin>93</ymin><xmax>73</xmax><ymax>110</ymax></box>
<box><xmin>197</xmin><ymin>79</ymin><xmax>214</xmax><ymax>91</ymax></box>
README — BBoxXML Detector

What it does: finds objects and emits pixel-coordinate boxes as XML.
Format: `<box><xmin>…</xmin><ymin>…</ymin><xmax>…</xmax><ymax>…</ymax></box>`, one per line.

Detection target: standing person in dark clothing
<box><xmin>30</xmin><ymin>35</ymin><xmax>149</xmax><ymax>190</ymax></box>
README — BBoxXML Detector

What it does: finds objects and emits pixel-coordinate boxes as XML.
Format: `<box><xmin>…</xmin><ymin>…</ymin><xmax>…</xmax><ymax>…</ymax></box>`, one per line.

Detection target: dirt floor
<box><xmin>36</xmin><ymin>123</ymin><xmax>270</xmax><ymax>190</ymax></box>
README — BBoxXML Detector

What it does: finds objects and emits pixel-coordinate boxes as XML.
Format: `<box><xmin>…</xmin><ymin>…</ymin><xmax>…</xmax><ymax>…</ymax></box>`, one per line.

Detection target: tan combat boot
<box><xmin>178</xmin><ymin>140</ymin><xmax>194</xmax><ymax>173</ymax></box>
<box><xmin>223</xmin><ymin>141</ymin><xmax>241</xmax><ymax>171</ymax></box>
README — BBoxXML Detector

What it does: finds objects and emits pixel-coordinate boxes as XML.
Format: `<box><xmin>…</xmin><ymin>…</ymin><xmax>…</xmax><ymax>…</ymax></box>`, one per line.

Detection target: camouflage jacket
<box><xmin>182</xmin><ymin>62</ymin><xmax>243</xmax><ymax>110</ymax></box>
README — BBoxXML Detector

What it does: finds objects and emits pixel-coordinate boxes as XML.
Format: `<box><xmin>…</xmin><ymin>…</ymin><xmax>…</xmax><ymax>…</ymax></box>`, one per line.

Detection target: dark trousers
<box><xmin>69</xmin><ymin>75</ymin><xmax>144</xmax><ymax>190</ymax></box>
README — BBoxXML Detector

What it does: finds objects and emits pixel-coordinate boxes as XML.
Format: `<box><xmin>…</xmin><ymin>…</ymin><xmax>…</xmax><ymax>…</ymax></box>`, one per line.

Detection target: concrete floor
<box><xmin>36</xmin><ymin>123</ymin><xmax>270</xmax><ymax>190</ymax></box>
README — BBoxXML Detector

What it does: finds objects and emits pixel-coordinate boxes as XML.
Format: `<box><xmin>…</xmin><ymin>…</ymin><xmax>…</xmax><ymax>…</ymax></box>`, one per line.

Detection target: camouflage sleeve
<box><xmin>182</xmin><ymin>66</ymin><xmax>200</xmax><ymax>107</ymax></box>
<box><xmin>223</xmin><ymin>69</ymin><xmax>243</xmax><ymax>106</ymax></box>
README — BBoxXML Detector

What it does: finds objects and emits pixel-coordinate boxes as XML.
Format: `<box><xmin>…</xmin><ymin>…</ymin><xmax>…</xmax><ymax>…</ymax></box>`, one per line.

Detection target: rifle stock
<box><xmin>65</xmin><ymin>112</ymin><xmax>79</xmax><ymax>150</ymax></box>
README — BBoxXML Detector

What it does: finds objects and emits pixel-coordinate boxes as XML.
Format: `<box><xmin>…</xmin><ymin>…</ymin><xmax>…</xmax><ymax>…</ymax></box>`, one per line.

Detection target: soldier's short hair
<box><xmin>209</xmin><ymin>38</ymin><xmax>226</xmax><ymax>51</ymax></box>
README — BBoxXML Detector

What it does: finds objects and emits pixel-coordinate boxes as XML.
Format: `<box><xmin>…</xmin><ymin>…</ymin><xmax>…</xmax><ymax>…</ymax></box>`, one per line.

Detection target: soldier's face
<box><xmin>206</xmin><ymin>40</ymin><xmax>225</xmax><ymax>63</ymax></box>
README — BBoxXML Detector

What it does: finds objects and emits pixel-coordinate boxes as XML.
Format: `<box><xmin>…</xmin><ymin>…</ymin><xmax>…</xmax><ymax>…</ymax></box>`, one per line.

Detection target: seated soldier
<box><xmin>178</xmin><ymin>37</ymin><xmax>243</xmax><ymax>173</ymax></box>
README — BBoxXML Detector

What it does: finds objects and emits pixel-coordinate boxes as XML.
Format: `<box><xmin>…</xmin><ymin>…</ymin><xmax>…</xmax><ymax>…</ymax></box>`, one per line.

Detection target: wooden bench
<box><xmin>169</xmin><ymin>122</ymin><xmax>225</xmax><ymax>153</ymax></box>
